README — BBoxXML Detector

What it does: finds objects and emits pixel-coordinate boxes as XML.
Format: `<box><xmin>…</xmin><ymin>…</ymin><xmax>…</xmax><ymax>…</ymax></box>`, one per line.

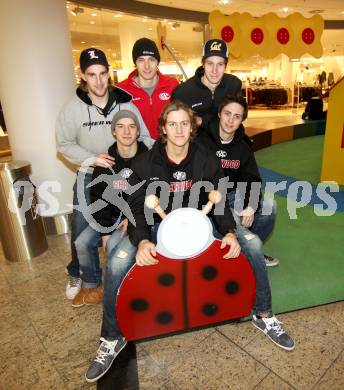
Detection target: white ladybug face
<box><xmin>156</xmin><ymin>208</ymin><xmax>214</xmax><ymax>259</ymax></box>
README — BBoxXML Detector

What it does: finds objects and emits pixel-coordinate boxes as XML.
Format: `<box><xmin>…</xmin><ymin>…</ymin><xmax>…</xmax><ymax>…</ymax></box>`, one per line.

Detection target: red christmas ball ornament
<box><xmin>302</xmin><ymin>28</ymin><xmax>315</xmax><ymax>44</ymax></box>
<box><xmin>251</xmin><ymin>28</ymin><xmax>264</xmax><ymax>44</ymax></box>
<box><xmin>221</xmin><ymin>26</ymin><xmax>234</xmax><ymax>43</ymax></box>
<box><xmin>277</xmin><ymin>27</ymin><xmax>289</xmax><ymax>45</ymax></box>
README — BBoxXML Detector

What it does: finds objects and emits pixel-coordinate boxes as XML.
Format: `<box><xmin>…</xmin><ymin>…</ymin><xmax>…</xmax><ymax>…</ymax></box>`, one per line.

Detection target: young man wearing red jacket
<box><xmin>118</xmin><ymin>37</ymin><xmax>179</xmax><ymax>140</ymax></box>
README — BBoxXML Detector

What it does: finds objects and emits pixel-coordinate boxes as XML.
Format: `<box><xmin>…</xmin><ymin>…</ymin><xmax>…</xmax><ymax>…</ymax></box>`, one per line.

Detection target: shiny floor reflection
<box><xmin>0</xmin><ymin>234</ymin><xmax>343</xmax><ymax>389</ymax></box>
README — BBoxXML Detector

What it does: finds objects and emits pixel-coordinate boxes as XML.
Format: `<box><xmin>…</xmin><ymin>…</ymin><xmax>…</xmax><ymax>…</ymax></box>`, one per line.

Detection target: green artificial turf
<box><xmin>264</xmin><ymin>193</ymin><xmax>344</xmax><ymax>314</ymax></box>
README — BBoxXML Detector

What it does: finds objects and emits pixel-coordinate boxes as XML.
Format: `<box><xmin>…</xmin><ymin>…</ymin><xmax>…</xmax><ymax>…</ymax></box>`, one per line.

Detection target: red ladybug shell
<box><xmin>117</xmin><ymin>239</ymin><xmax>256</xmax><ymax>341</ymax></box>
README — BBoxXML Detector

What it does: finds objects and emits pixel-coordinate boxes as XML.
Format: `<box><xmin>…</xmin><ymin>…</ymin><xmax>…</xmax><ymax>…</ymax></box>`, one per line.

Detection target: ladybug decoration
<box><xmin>117</xmin><ymin>191</ymin><xmax>256</xmax><ymax>341</ymax></box>
<box><xmin>302</xmin><ymin>27</ymin><xmax>315</xmax><ymax>45</ymax></box>
<box><xmin>251</xmin><ymin>27</ymin><xmax>264</xmax><ymax>45</ymax></box>
<box><xmin>221</xmin><ymin>26</ymin><xmax>235</xmax><ymax>43</ymax></box>
<box><xmin>277</xmin><ymin>27</ymin><xmax>290</xmax><ymax>45</ymax></box>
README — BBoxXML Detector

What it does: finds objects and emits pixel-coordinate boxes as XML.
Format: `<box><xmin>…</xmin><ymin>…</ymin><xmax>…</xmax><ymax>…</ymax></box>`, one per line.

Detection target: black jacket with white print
<box><xmin>90</xmin><ymin>141</ymin><xmax>148</xmax><ymax>235</ymax></box>
<box><xmin>127</xmin><ymin>140</ymin><xmax>236</xmax><ymax>247</ymax></box>
<box><xmin>198</xmin><ymin>118</ymin><xmax>262</xmax><ymax>211</ymax></box>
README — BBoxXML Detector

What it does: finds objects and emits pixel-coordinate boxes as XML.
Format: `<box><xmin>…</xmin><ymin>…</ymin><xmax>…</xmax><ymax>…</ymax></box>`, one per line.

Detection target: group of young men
<box><xmin>56</xmin><ymin>37</ymin><xmax>294</xmax><ymax>383</ymax></box>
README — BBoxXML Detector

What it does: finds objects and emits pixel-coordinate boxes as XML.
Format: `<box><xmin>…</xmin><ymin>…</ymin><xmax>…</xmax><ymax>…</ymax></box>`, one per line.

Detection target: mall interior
<box><xmin>0</xmin><ymin>0</ymin><xmax>343</xmax><ymax>389</ymax></box>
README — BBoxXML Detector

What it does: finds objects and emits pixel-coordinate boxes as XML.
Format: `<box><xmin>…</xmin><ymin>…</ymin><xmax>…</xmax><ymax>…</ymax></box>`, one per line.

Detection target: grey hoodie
<box><xmin>56</xmin><ymin>86</ymin><xmax>153</xmax><ymax>168</ymax></box>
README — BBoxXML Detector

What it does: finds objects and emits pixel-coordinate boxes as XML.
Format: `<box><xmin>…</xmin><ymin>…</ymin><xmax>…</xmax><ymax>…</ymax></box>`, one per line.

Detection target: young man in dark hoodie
<box><xmin>72</xmin><ymin>110</ymin><xmax>148</xmax><ymax>307</ymax></box>
<box><xmin>198</xmin><ymin>95</ymin><xmax>294</xmax><ymax>351</ymax></box>
<box><xmin>85</xmin><ymin>100</ymin><xmax>240</xmax><ymax>382</ymax></box>
<box><xmin>172</xmin><ymin>39</ymin><xmax>242</xmax><ymax>131</ymax></box>
<box><xmin>198</xmin><ymin>95</ymin><xmax>279</xmax><ymax>267</ymax></box>
<box><xmin>56</xmin><ymin>48</ymin><xmax>152</xmax><ymax>303</ymax></box>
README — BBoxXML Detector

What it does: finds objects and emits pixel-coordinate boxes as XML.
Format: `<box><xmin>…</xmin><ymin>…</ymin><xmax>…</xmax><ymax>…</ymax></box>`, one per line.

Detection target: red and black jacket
<box><xmin>118</xmin><ymin>71</ymin><xmax>179</xmax><ymax>140</ymax></box>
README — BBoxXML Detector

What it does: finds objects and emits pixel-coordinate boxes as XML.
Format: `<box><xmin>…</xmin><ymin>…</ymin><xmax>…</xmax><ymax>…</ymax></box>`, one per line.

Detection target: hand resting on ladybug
<box><xmin>221</xmin><ymin>232</ymin><xmax>241</xmax><ymax>259</ymax></box>
<box><xmin>136</xmin><ymin>239</ymin><xmax>159</xmax><ymax>266</ymax></box>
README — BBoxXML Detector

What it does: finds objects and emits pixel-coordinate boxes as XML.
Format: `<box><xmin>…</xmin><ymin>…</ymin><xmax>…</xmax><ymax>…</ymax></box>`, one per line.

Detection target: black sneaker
<box><xmin>264</xmin><ymin>255</ymin><xmax>279</xmax><ymax>267</ymax></box>
<box><xmin>85</xmin><ymin>336</ymin><xmax>127</xmax><ymax>383</ymax></box>
<box><xmin>252</xmin><ymin>315</ymin><xmax>295</xmax><ymax>351</ymax></box>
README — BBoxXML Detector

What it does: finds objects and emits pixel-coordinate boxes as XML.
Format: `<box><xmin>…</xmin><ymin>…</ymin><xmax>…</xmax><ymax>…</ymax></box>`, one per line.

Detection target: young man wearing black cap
<box><xmin>118</xmin><ymin>37</ymin><xmax>179</xmax><ymax>140</ymax></box>
<box><xmin>172</xmin><ymin>38</ymin><xmax>242</xmax><ymax>130</ymax></box>
<box><xmin>56</xmin><ymin>48</ymin><xmax>152</xmax><ymax>303</ymax></box>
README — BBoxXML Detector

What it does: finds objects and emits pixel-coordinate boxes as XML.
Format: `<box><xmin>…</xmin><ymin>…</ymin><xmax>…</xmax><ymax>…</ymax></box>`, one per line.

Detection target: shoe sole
<box><xmin>265</xmin><ymin>261</ymin><xmax>279</xmax><ymax>267</ymax></box>
<box><xmin>71</xmin><ymin>301</ymin><xmax>85</xmax><ymax>308</ymax></box>
<box><xmin>85</xmin><ymin>341</ymin><xmax>128</xmax><ymax>383</ymax></box>
<box><xmin>252</xmin><ymin>321</ymin><xmax>295</xmax><ymax>351</ymax></box>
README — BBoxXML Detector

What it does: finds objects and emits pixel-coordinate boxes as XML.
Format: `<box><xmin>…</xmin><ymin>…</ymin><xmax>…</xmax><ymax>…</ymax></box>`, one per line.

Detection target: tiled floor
<box><xmin>0</xmin><ymin>234</ymin><xmax>343</xmax><ymax>389</ymax></box>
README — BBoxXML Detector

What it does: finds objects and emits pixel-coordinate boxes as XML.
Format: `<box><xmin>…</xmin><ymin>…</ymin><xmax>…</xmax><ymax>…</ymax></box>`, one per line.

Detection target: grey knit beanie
<box><xmin>111</xmin><ymin>110</ymin><xmax>141</xmax><ymax>133</ymax></box>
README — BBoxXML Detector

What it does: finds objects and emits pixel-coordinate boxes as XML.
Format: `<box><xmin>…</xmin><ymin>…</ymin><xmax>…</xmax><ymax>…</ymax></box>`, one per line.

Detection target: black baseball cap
<box><xmin>79</xmin><ymin>48</ymin><xmax>109</xmax><ymax>72</ymax></box>
<box><xmin>202</xmin><ymin>39</ymin><xmax>228</xmax><ymax>60</ymax></box>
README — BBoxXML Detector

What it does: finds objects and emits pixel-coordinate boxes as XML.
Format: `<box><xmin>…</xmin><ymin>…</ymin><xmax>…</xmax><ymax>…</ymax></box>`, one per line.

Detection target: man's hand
<box><xmin>221</xmin><ymin>233</ymin><xmax>241</xmax><ymax>259</ymax></box>
<box><xmin>136</xmin><ymin>240</ymin><xmax>159</xmax><ymax>266</ymax></box>
<box><xmin>117</xmin><ymin>219</ymin><xmax>128</xmax><ymax>239</ymax></box>
<box><xmin>94</xmin><ymin>153</ymin><xmax>115</xmax><ymax>168</ymax></box>
<box><xmin>239</xmin><ymin>206</ymin><xmax>255</xmax><ymax>228</ymax></box>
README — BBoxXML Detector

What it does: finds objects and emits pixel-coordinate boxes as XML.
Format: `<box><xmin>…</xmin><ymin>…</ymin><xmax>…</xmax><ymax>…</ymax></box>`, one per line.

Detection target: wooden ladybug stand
<box><xmin>117</xmin><ymin>191</ymin><xmax>256</xmax><ymax>341</ymax></box>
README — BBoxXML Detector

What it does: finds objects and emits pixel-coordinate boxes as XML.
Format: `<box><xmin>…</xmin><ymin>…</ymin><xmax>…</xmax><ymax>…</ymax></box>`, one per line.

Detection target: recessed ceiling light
<box><xmin>81</xmin><ymin>41</ymin><xmax>86</xmax><ymax>44</ymax></box>
<box><xmin>148</xmin><ymin>28</ymin><xmax>153</xmax><ymax>31</ymax></box>
<box><xmin>114</xmin><ymin>14</ymin><xmax>123</xmax><ymax>18</ymax></box>
<box><xmin>218</xmin><ymin>0</ymin><xmax>231</xmax><ymax>5</ymax></box>
<box><xmin>91</xmin><ymin>13</ymin><xmax>97</xmax><ymax>17</ymax></box>
<box><xmin>281</xmin><ymin>7</ymin><xmax>289</xmax><ymax>13</ymax></box>
<box><xmin>90</xmin><ymin>21</ymin><xmax>95</xmax><ymax>24</ymax></box>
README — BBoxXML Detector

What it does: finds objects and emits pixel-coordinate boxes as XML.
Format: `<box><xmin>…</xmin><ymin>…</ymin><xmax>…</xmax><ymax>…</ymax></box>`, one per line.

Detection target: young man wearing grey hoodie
<box><xmin>56</xmin><ymin>48</ymin><xmax>152</xmax><ymax>303</ymax></box>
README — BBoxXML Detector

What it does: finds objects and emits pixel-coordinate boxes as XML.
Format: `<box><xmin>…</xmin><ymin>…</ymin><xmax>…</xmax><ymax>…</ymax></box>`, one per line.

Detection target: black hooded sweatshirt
<box><xmin>172</xmin><ymin>66</ymin><xmax>242</xmax><ymax>130</ymax></box>
<box><xmin>127</xmin><ymin>140</ymin><xmax>236</xmax><ymax>247</ymax></box>
<box><xmin>91</xmin><ymin>141</ymin><xmax>148</xmax><ymax>235</ymax></box>
<box><xmin>198</xmin><ymin>118</ymin><xmax>262</xmax><ymax>211</ymax></box>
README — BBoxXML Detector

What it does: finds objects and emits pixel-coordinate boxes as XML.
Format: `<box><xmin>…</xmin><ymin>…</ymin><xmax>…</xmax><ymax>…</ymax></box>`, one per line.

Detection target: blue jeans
<box><xmin>227</xmin><ymin>192</ymin><xmax>277</xmax><ymax>315</ymax></box>
<box><xmin>101</xmin><ymin>231</ymin><xmax>137</xmax><ymax>340</ymax></box>
<box><xmin>66</xmin><ymin>172</ymin><xmax>101</xmax><ymax>286</ymax></box>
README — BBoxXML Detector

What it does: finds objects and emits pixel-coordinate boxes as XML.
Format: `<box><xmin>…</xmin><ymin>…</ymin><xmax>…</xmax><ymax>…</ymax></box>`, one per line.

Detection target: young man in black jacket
<box><xmin>198</xmin><ymin>95</ymin><xmax>294</xmax><ymax>351</ymax></box>
<box><xmin>85</xmin><ymin>100</ymin><xmax>240</xmax><ymax>382</ymax></box>
<box><xmin>72</xmin><ymin>110</ymin><xmax>148</xmax><ymax>309</ymax></box>
<box><xmin>172</xmin><ymin>39</ymin><xmax>242</xmax><ymax>131</ymax></box>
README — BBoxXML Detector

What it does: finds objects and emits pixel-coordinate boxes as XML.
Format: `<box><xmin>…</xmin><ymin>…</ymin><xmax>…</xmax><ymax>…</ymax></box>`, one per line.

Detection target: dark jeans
<box><xmin>66</xmin><ymin>172</ymin><xmax>101</xmax><ymax>285</ymax></box>
<box><xmin>227</xmin><ymin>192</ymin><xmax>276</xmax><ymax>315</ymax></box>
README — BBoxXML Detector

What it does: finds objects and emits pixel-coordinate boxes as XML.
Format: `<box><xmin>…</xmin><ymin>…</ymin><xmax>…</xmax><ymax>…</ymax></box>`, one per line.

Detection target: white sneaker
<box><xmin>264</xmin><ymin>255</ymin><xmax>279</xmax><ymax>267</ymax></box>
<box><xmin>66</xmin><ymin>275</ymin><xmax>82</xmax><ymax>300</ymax></box>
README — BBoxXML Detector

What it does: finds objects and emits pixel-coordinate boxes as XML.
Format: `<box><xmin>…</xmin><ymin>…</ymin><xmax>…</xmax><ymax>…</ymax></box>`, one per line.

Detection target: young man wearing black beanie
<box><xmin>118</xmin><ymin>37</ymin><xmax>179</xmax><ymax>140</ymax></box>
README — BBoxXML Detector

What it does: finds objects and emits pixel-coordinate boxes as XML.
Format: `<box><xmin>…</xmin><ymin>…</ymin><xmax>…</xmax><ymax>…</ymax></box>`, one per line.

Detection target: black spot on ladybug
<box><xmin>203</xmin><ymin>303</ymin><xmax>218</xmax><ymax>316</ymax></box>
<box><xmin>202</xmin><ymin>266</ymin><xmax>218</xmax><ymax>280</ymax></box>
<box><xmin>158</xmin><ymin>273</ymin><xmax>175</xmax><ymax>286</ymax></box>
<box><xmin>156</xmin><ymin>311</ymin><xmax>173</xmax><ymax>324</ymax></box>
<box><xmin>225</xmin><ymin>281</ymin><xmax>239</xmax><ymax>295</ymax></box>
<box><xmin>130</xmin><ymin>299</ymin><xmax>149</xmax><ymax>312</ymax></box>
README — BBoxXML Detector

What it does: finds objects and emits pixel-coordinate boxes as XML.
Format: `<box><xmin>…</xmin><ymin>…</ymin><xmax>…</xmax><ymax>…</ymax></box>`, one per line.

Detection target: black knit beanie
<box><xmin>132</xmin><ymin>38</ymin><xmax>160</xmax><ymax>64</ymax></box>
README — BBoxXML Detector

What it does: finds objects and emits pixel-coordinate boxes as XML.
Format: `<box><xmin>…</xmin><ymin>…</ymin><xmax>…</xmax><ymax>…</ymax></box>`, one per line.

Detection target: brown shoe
<box><xmin>72</xmin><ymin>286</ymin><xmax>103</xmax><ymax>308</ymax></box>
